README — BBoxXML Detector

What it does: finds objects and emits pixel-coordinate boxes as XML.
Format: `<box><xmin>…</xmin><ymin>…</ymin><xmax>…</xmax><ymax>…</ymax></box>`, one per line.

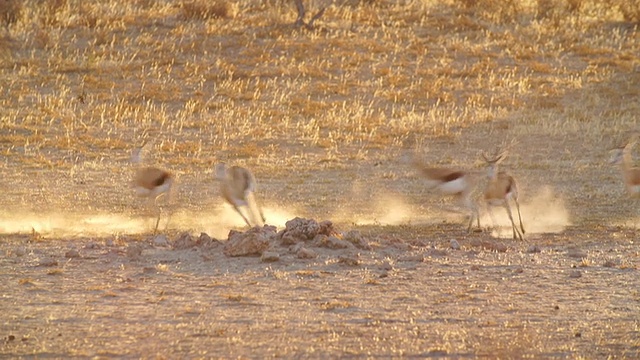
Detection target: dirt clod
<box><xmin>172</xmin><ymin>232</ymin><xmax>196</xmax><ymax>250</ymax></box>
<box><xmin>296</xmin><ymin>247</ymin><xmax>317</xmax><ymax>259</ymax></box>
<box><xmin>224</xmin><ymin>226</ymin><xmax>276</xmax><ymax>257</ymax></box>
<box><xmin>64</xmin><ymin>249</ymin><xmax>80</xmax><ymax>258</ymax></box>
<box><xmin>261</xmin><ymin>251</ymin><xmax>280</xmax><ymax>262</ymax></box>
<box><xmin>342</xmin><ymin>230</ymin><xmax>371</xmax><ymax>250</ymax></box>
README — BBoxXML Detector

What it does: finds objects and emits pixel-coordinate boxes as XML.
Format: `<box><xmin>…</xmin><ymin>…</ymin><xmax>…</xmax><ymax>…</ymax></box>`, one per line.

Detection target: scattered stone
<box><xmin>172</xmin><ymin>232</ymin><xmax>196</xmax><ymax>250</ymax></box>
<box><xmin>337</xmin><ymin>255</ymin><xmax>360</xmax><ymax>267</ymax></box>
<box><xmin>554</xmin><ymin>305</ymin><xmax>560</xmax><ymax>310</ymax></box>
<box><xmin>14</xmin><ymin>247</ymin><xmax>26</xmax><ymax>257</ymax></box>
<box><xmin>8</xmin><ymin>335</ymin><xmax>15</xmax><ymax>341</ymax></box>
<box><xmin>569</xmin><ymin>270</ymin><xmax>582</xmax><ymax>278</ymax></box>
<box><xmin>197</xmin><ymin>232</ymin><xmax>221</xmax><ymax>247</ymax></box>
<box><xmin>224</xmin><ymin>226</ymin><xmax>276</xmax><ymax>257</ymax></box>
<box><xmin>574</xmin><ymin>332</ymin><xmax>581</xmax><ymax>338</ymax></box>
<box><xmin>126</xmin><ymin>244</ymin><xmax>143</xmax><ymax>259</ymax></box>
<box><xmin>342</xmin><ymin>230</ymin><xmax>371</xmax><ymax>250</ymax></box>
<box><xmin>602</xmin><ymin>259</ymin><xmax>618</xmax><ymax>268</ymax></box>
<box><xmin>470</xmin><ymin>239</ymin><xmax>508</xmax><ymax>253</ymax></box>
<box><xmin>38</xmin><ymin>258</ymin><xmax>58</xmax><ymax>267</ymax></box>
<box><xmin>261</xmin><ymin>251</ymin><xmax>280</xmax><ymax>262</ymax></box>
<box><xmin>526</xmin><ymin>245</ymin><xmax>541</xmax><ymax>253</ymax></box>
<box><xmin>567</xmin><ymin>248</ymin><xmax>587</xmax><ymax>259</ymax></box>
<box><xmin>513</xmin><ymin>267</ymin><xmax>524</xmax><ymax>274</ymax></box>
<box><xmin>153</xmin><ymin>234</ymin><xmax>169</xmax><ymax>247</ymax></box>
<box><xmin>470</xmin><ymin>265</ymin><xmax>481</xmax><ymax>271</ymax></box>
<box><xmin>379</xmin><ymin>261</ymin><xmax>393</xmax><ymax>271</ymax></box>
<box><xmin>64</xmin><ymin>249</ymin><xmax>80</xmax><ymax>259</ymax></box>
<box><xmin>84</xmin><ymin>242</ymin><xmax>100</xmax><ymax>250</ymax></box>
<box><xmin>426</xmin><ymin>248</ymin><xmax>448</xmax><ymax>257</ymax></box>
<box><xmin>314</xmin><ymin>235</ymin><xmax>353</xmax><ymax>250</ymax></box>
<box><xmin>450</xmin><ymin>239</ymin><xmax>460</xmax><ymax>250</ymax></box>
<box><xmin>296</xmin><ymin>247</ymin><xmax>317</xmax><ymax>259</ymax></box>
<box><xmin>105</xmin><ymin>238</ymin><xmax>116</xmax><ymax>247</ymax></box>
<box><xmin>279</xmin><ymin>217</ymin><xmax>336</xmax><ymax>245</ymax></box>
<box><xmin>397</xmin><ymin>254</ymin><xmax>424</xmax><ymax>262</ymax></box>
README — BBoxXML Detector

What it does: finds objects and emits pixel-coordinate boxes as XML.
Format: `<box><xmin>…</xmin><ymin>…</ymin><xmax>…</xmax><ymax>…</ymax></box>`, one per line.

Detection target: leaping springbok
<box><xmin>609</xmin><ymin>133</ymin><xmax>640</xmax><ymax>197</ymax></box>
<box><xmin>412</xmin><ymin>157</ymin><xmax>480</xmax><ymax>232</ymax></box>
<box><xmin>215</xmin><ymin>163</ymin><xmax>266</xmax><ymax>227</ymax></box>
<box><xmin>482</xmin><ymin>148</ymin><xmax>525</xmax><ymax>240</ymax></box>
<box><xmin>131</xmin><ymin>146</ymin><xmax>173</xmax><ymax>233</ymax></box>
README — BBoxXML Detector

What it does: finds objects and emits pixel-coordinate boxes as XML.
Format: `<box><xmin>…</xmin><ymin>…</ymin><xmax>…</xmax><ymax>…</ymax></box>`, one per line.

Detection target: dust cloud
<box><xmin>483</xmin><ymin>186</ymin><xmax>570</xmax><ymax>238</ymax></box>
<box><xmin>0</xmin><ymin>204</ymin><xmax>298</xmax><ymax>239</ymax></box>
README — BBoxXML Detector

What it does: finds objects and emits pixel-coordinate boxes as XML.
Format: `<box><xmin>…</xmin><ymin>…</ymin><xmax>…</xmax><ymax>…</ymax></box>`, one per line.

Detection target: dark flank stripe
<box><xmin>443</xmin><ymin>171</ymin><xmax>464</xmax><ymax>182</ymax></box>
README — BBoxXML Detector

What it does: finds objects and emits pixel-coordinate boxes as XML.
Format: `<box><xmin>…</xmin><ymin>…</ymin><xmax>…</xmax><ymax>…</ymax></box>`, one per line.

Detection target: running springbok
<box><xmin>131</xmin><ymin>147</ymin><xmax>173</xmax><ymax>233</ymax></box>
<box><xmin>482</xmin><ymin>148</ymin><xmax>525</xmax><ymax>240</ymax></box>
<box><xmin>215</xmin><ymin>163</ymin><xmax>265</xmax><ymax>227</ymax></box>
<box><xmin>412</xmin><ymin>157</ymin><xmax>480</xmax><ymax>232</ymax></box>
<box><xmin>610</xmin><ymin>133</ymin><xmax>640</xmax><ymax>196</ymax></box>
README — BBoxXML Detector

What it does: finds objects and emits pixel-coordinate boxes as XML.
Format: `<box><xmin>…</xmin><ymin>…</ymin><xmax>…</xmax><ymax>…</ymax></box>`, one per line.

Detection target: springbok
<box><xmin>215</xmin><ymin>163</ymin><xmax>265</xmax><ymax>227</ymax></box>
<box><xmin>412</xmin><ymin>157</ymin><xmax>480</xmax><ymax>232</ymax></box>
<box><xmin>482</xmin><ymin>149</ymin><xmax>525</xmax><ymax>240</ymax></box>
<box><xmin>131</xmin><ymin>147</ymin><xmax>173</xmax><ymax>233</ymax></box>
<box><xmin>609</xmin><ymin>134</ymin><xmax>640</xmax><ymax>196</ymax></box>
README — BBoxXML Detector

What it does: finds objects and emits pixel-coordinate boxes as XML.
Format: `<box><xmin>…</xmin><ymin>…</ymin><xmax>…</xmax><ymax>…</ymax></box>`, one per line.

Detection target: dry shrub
<box><xmin>617</xmin><ymin>0</ymin><xmax>640</xmax><ymax>22</ymax></box>
<box><xmin>179</xmin><ymin>0</ymin><xmax>238</xmax><ymax>21</ymax></box>
<box><xmin>454</xmin><ymin>0</ymin><xmax>526</xmax><ymax>23</ymax></box>
<box><xmin>0</xmin><ymin>0</ymin><xmax>21</xmax><ymax>25</ymax></box>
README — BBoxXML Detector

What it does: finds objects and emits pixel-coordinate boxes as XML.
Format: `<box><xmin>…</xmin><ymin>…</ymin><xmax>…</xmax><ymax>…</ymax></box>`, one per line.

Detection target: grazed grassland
<box><xmin>0</xmin><ymin>0</ymin><xmax>639</xmax><ymax>358</ymax></box>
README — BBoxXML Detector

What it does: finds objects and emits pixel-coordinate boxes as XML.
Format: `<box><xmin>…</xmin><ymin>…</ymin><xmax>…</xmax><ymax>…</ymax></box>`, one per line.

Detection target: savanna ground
<box><xmin>1</xmin><ymin>0</ymin><xmax>639</xmax><ymax>358</ymax></box>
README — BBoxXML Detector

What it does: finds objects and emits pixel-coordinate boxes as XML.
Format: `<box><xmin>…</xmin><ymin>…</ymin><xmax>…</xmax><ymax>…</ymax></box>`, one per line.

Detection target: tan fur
<box><xmin>483</xmin><ymin>151</ymin><xmax>525</xmax><ymax>240</ymax></box>
<box><xmin>131</xmin><ymin>147</ymin><xmax>173</xmax><ymax>233</ymax></box>
<box><xmin>412</xmin><ymin>159</ymin><xmax>480</xmax><ymax>232</ymax></box>
<box><xmin>216</xmin><ymin>163</ymin><xmax>265</xmax><ymax>227</ymax></box>
<box><xmin>611</xmin><ymin>137</ymin><xmax>640</xmax><ymax>196</ymax></box>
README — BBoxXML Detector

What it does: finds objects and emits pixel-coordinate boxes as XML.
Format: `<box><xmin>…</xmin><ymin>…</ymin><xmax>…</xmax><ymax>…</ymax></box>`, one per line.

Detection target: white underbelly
<box><xmin>437</xmin><ymin>178</ymin><xmax>467</xmax><ymax>195</ymax></box>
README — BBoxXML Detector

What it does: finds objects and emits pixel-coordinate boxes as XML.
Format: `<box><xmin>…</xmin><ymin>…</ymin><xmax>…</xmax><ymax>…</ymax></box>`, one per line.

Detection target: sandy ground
<box><xmin>1</xmin><ymin>218</ymin><xmax>638</xmax><ymax>358</ymax></box>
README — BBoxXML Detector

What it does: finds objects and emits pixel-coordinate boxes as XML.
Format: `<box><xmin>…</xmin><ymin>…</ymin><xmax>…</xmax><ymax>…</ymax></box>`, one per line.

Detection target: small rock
<box><xmin>314</xmin><ymin>235</ymin><xmax>353</xmax><ymax>250</ymax></box>
<box><xmin>296</xmin><ymin>247</ymin><xmax>317</xmax><ymax>259</ymax></box>
<box><xmin>105</xmin><ymin>238</ymin><xmax>116</xmax><ymax>247</ymax></box>
<box><xmin>602</xmin><ymin>259</ymin><xmax>618</xmax><ymax>268</ymax></box>
<box><xmin>197</xmin><ymin>232</ymin><xmax>220</xmax><ymax>247</ymax></box>
<box><xmin>126</xmin><ymin>244</ymin><xmax>143</xmax><ymax>259</ymax></box>
<box><xmin>343</xmin><ymin>230</ymin><xmax>371</xmax><ymax>250</ymax></box>
<box><xmin>261</xmin><ymin>251</ymin><xmax>280</xmax><ymax>262</ymax></box>
<box><xmin>567</xmin><ymin>248</ymin><xmax>587</xmax><ymax>259</ymax></box>
<box><xmin>224</xmin><ymin>226</ymin><xmax>276</xmax><ymax>257</ymax></box>
<box><xmin>450</xmin><ymin>239</ymin><xmax>460</xmax><ymax>250</ymax></box>
<box><xmin>470</xmin><ymin>239</ymin><xmax>508</xmax><ymax>253</ymax></box>
<box><xmin>526</xmin><ymin>245</ymin><xmax>541</xmax><ymax>253</ymax></box>
<box><xmin>84</xmin><ymin>242</ymin><xmax>100</xmax><ymax>250</ymax></box>
<box><xmin>14</xmin><ymin>247</ymin><xmax>26</xmax><ymax>257</ymax></box>
<box><xmin>64</xmin><ymin>249</ymin><xmax>80</xmax><ymax>258</ymax></box>
<box><xmin>337</xmin><ymin>255</ymin><xmax>360</xmax><ymax>267</ymax></box>
<box><xmin>397</xmin><ymin>254</ymin><xmax>424</xmax><ymax>262</ymax></box>
<box><xmin>38</xmin><ymin>258</ymin><xmax>58</xmax><ymax>267</ymax></box>
<box><xmin>153</xmin><ymin>235</ymin><xmax>169</xmax><ymax>247</ymax></box>
<box><xmin>513</xmin><ymin>267</ymin><xmax>524</xmax><ymax>274</ymax></box>
<box><xmin>569</xmin><ymin>270</ymin><xmax>582</xmax><ymax>278</ymax></box>
<box><xmin>379</xmin><ymin>261</ymin><xmax>393</xmax><ymax>271</ymax></box>
<box><xmin>172</xmin><ymin>232</ymin><xmax>196</xmax><ymax>250</ymax></box>
<box><xmin>8</xmin><ymin>335</ymin><xmax>15</xmax><ymax>341</ymax></box>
